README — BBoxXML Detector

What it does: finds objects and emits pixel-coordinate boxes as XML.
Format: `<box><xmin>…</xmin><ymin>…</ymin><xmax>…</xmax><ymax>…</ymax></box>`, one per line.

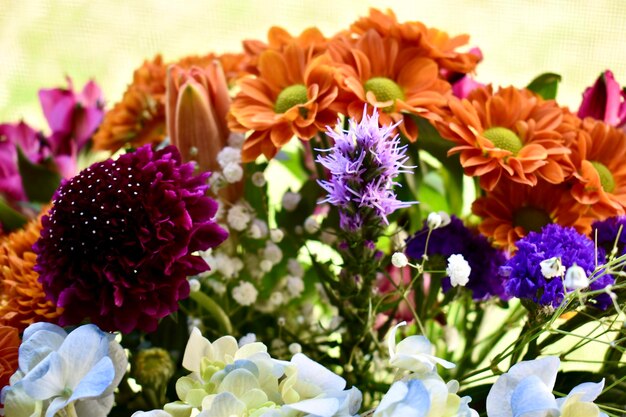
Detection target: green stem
<box><xmin>189</xmin><ymin>290</ymin><xmax>232</xmax><ymax>334</ymax></box>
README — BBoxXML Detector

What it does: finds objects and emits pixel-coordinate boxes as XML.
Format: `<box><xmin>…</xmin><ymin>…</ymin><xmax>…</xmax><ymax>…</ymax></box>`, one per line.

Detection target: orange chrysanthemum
<box><xmin>569</xmin><ymin>118</ymin><xmax>626</xmax><ymax>218</ymax></box>
<box><xmin>93</xmin><ymin>53</ymin><xmax>230</xmax><ymax>153</ymax></box>
<box><xmin>0</xmin><ymin>216</ymin><xmax>63</xmax><ymax>331</ymax></box>
<box><xmin>0</xmin><ymin>324</ymin><xmax>20</xmax><ymax>388</ymax></box>
<box><xmin>472</xmin><ymin>179</ymin><xmax>594</xmax><ymax>251</ymax></box>
<box><xmin>329</xmin><ymin>29</ymin><xmax>450</xmax><ymax>141</ymax></box>
<box><xmin>229</xmin><ymin>42</ymin><xmax>342</xmax><ymax>162</ymax></box>
<box><xmin>349</xmin><ymin>8</ymin><xmax>480</xmax><ymax>75</ymax></box>
<box><xmin>435</xmin><ymin>86</ymin><xmax>574</xmax><ymax>191</ymax></box>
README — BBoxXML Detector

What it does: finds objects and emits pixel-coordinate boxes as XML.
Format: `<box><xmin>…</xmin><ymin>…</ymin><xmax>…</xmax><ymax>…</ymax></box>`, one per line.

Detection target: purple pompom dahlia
<box><xmin>34</xmin><ymin>145</ymin><xmax>228</xmax><ymax>333</ymax></box>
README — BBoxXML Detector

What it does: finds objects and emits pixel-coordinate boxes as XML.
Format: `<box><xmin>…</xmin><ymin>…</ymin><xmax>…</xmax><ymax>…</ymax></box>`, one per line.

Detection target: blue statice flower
<box><xmin>502</xmin><ymin>224</ymin><xmax>614</xmax><ymax>309</ymax></box>
<box><xmin>316</xmin><ymin>107</ymin><xmax>415</xmax><ymax>230</ymax></box>
<box><xmin>592</xmin><ymin>216</ymin><xmax>626</xmax><ymax>259</ymax></box>
<box><xmin>406</xmin><ymin>216</ymin><xmax>508</xmax><ymax>300</ymax></box>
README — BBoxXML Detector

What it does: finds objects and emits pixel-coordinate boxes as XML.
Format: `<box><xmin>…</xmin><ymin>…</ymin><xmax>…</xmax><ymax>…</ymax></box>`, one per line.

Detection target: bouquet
<box><xmin>0</xmin><ymin>7</ymin><xmax>624</xmax><ymax>417</ymax></box>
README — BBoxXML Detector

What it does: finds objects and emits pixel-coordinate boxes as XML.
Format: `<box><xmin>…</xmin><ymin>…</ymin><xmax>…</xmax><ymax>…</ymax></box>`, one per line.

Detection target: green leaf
<box><xmin>527</xmin><ymin>72</ymin><xmax>562</xmax><ymax>100</ymax></box>
<box><xmin>0</xmin><ymin>196</ymin><xmax>27</xmax><ymax>231</ymax></box>
<box><xmin>17</xmin><ymin>147</ymin><xmax>61</xmax><ymax>203</ymax></box>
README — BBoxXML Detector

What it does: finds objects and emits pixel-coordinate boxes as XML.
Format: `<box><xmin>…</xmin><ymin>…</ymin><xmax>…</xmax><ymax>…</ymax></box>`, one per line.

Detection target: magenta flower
<box><xmin>0</xmin><ymin>121</ymin><xmax>49</xmax><ymax>202</ymax></box>
<box><xmin>39</xmin><ymin>77</ymin><xmax>104</xmax><ymax>175</ymax></box>
<box><xmin>578</xmin><ymin>70</ymin><xmax>626</xmax><ymax>128</ymax></box>
<box><xmin>34</xmin><ymin>145</ymin><xmax>228</xmax><ymax>333</ymax></box>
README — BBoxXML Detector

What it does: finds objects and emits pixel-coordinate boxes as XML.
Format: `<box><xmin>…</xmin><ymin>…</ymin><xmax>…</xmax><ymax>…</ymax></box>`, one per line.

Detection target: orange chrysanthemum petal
<box><xmin>0</xmin><ymin>216</ymin><xmax>63</xmax><ymax>331</ymax></box>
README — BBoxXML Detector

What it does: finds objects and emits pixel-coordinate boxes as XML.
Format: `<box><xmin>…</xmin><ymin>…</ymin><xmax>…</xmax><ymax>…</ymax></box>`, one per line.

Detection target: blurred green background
<box><xmin>1</xmin><ymin>0</ymin><xmax>626</xmax><ymax>128</ymax></box>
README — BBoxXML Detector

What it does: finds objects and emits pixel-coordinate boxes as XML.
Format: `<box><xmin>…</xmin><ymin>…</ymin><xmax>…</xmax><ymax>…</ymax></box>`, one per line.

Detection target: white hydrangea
<box><xmin>238</xmin><ymin>333</ymin><xmax>257</xmax><ymax>347</ymax></box>
<box><xmin>227</xmin><ymin>204</ymin><xmax>251</xmax><ymax>231</ymax></box>
<box><xmin>286</xmin><ymin>275</ymin><xmax>305</xmax><ymax>298</ymax></box>
<box><xmin>232</xmin><ymin>282</ymin><xmax>258</xmax><ymax>306</ymax></box>
<box><xmin>264</xmin><ymin>242</ymin><xmax>283</xmax><ymax>265</ymax></box>
<box><xmin>446</xmin><ymin>254</ymin><xmax>471</xmax><ymax>287</ymax></box>
<box><xmin>282</xmin><ymin>191</ymin><xmax>301</xmax><ymax>211</ymax></box>
<box><xmin>251</xmin><ymin>171</ymin><xmax>266</xmax><ymax>187</ymax></box>
<box><xmin>222</xmin><ymin>163</ymin><xmax>243</xmax><ymax>183</ymax></box>
<box><xmin>217</xmin><ymin>146</ymin><xmax>241</xmax><ymax>168</ymax></box>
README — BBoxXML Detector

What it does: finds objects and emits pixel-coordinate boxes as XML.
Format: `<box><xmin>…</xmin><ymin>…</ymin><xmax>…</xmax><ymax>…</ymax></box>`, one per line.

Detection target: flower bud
<box><xmin>391</xmin><ymin>252</ymin><xmax>409</xmax><ymax>268</ymax></box>
<box><xmin>564</xmin><ymin>263</ymin><xmax>589</xmax><ymax>290</ymax></box>
<box><xmin>132</xmin><ymin>347</ymin><xmax>175</xmax><ymax>390</ymax></box>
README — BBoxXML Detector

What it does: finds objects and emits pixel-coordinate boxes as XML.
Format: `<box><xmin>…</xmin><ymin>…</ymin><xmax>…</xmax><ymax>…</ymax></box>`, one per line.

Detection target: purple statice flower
<box><xmin>502</xmin><ymin>223</ymin><xmax>614</xmax><ymax>309</ymax></box>
<box><xmin>34</xmin><ymin>145</ymin><xmax>228</xmax><ymax>333</ymax></box>
<box><xmin>316</xmin><ymin>108</ymin><xmax>415</xmax><ymax>230</ymax></box>
<box><xmin>405</xmin><ymin>216</ymin><xmax>508</xmax><ymax>300</ymax></box>
<box><xmin>592</xmin><ymin>216</ymin><xmax>626</xmax><ymax>259</ymax></box>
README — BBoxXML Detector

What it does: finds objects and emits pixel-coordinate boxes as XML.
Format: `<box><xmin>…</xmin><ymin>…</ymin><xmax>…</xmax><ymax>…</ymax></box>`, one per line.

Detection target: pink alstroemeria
<box><xmin>38</xmin><ymin>77</ymin><xmax>105</xmax><ymax>155</ymax></box>
<box><xmin>578</xmin><ymin>70</ymin><xmax>626</xmax><ymax>128</ymax></box>
<box><xmin>0</xmin><ymin>122</ymin><xmax>49</xmax><ymax>202</ymax></box>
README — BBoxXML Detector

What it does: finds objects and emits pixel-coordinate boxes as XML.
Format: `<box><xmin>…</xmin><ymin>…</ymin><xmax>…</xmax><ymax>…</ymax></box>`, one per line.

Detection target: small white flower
<box><xmin>251</xmin><ymin>171</ymin><xmax>266</xmax><ymax>187</ymax></box>
<box><xmin>232</xmin><ymin>282</ymin><xmax>258</xmax><ymax>306</ymax></box>
<box><xmin>320</xmin><ymin>229</ymin><xmax>337</xmax><ymax>245</ymax></box>
<box><xmin>304</xmin><ymin>216</ymin><xmax>320</xmax><ymax>234</ymax></box>
<box><xmin>227</xmin><ymin>204</ymin><xmax>251</xmax><ymax>231</ymax></box>
<box><xmin>287</xmin><ymin>258</ymin><xmax>304</xmax><ymax>278</ymax></box>
<box><xmin>217</xmin><ymin>146</ymin><xmax>241</xmax><ymax>168</ymax></box>
<box><xmin>238</xmin><ymin>333</ymin><xmax>257</xmax><ymax>347</ymax></box>
<box><xmin>260</xmin><ymin>259</ymin><xmax>273</xmax><ymax>272</ymax></box>
<box><xmin>222</xmin><ymin>163</ymin><xmax>243</xmax><ymax>183</ymax></box>
<box><xmin>286</xmin><ymin>275</ymin><xmax>305</xmax><ymax>297</ymax></box>
<box><xmin>269</xmin><ymin>291</ymin><xmax>285</xmax><ymax>306</ymax></box>
<box><xmin>564</xmin><ymin>263</ymin><xmax>589</xmax><ymax>290</ymax></box>
<box><xmin>282</xmin><ymin>191</ymin><xmax>301</xmax><ymax>211</ymax></box>
<box><xmin>427</xmin><ymin>211</ymin><xmax>451</xmax><ymax>230</ymax></box>
<box><xmin>277</xmin><ymin>317</ymin><xmax>286</xmax><ymax>326</ymax></box>
<box><xmin>391</xmin><ymin>252</ymin><xmax>409</xmax><ymax>268</ymax></box>
<box><xmin>248</xmin><ymin>219</ymin><xmax>268</xmax><ymax>239</ymax></box>
<box><xmin>446</xmin><ymin>254</ymin><xmax>471</xmax><ymax>287</ymax></box>
<box><xmin>288</xmin><ymin>343</ymin><xmax>302</xmax><ymax>355</ymax></box>
<box><xmin>270</xmin><ymin>228</ymin><xmax>284</xmax><ymax>243</ymax></box>
<box><xmin>207</xmin><ymin>279</ymin><xmax>226</xmax><ymax>295</ymax></box>
<box><xmin>540</xmin><ymin>257</ymin><xmax>565</xmax><ymax>279</ymax></box>
<box><xmin>188</xmin><ymin>278</ymin><xmax>201</xmax><ymax>292</ymax></box>
<box><xmin>264</xmin><ymin>242</ymin><xmax>283</xmax><ymax>265</ymax></box>
<box><xmin>227</xmin><ymin>132</ymin><xmax>245</xmax><ymax>148</ymax></box>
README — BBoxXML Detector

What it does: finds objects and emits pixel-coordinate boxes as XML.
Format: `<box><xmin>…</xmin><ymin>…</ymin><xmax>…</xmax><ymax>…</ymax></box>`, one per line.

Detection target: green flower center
<box><xmin>483</xmin><ymin>127</ymin><xmax>524</xmax><ymax>154</ymax></box>
<box><xmin>513</xmin><ymin>206</ymin><xmax>552</xmax><ymax>233</ymax></box>
<box><xmin>590</xmin><ymin>161</ymin><xmax>615</xmax><ymax>193</ymax></box>
<box><xmin>363</xmin><ymin>77</ymin><xmax>405</xmax><ymax>111</ymax></box>
<box><xmin>274</xmin><ymin>84</ymin><xmax>308</xmax><ymax>114</ymax></box>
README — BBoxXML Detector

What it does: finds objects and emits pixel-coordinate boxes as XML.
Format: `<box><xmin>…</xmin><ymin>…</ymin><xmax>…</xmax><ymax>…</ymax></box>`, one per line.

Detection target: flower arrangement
<box><xmin>0</xmin><ymin>7</ymin><xmax>625</xmax><ymax>417</ymax></box>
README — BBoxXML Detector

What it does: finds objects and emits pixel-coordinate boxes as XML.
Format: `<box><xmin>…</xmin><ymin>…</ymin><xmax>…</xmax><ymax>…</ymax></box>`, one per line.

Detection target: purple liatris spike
<box><xmin>316</xmin><ymin>108</ymin><xmax>416</xmax><ymax>229</ymax></box>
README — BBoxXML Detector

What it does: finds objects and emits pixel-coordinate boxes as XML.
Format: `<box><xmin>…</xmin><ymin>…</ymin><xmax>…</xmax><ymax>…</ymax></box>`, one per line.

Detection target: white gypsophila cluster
<box><xmin>390</xmin><ymin>228</ymin><xmax>409</xmax><ymax>251</ymax></box>
<box><xmin>188</xmin><ymin>278</ymin><xmax>201</xmax><ymax>292</ymax></box>
<box><xmin>263</xmin><ymin>242</ymin><xmax>283</xmax><ymax>265</ymax></box>
<box><xmin>270</xmin><ymin>228</ymin><xmax>284</xmax><ymax>243</ymax></box>
<box><xmin>227</xmin><ymin>132</ymin><xmax>246</xmax><ymax>148</ymax></box>
<box><xmin>260</xmin><ymin>259</ymin><xmax>274</xmax><ymax>272</ymax></box>
<box><xmin>217</xmin><ymin>146</ymin><xmax>242</xmax><ymax>167</ymax></box>
<box><xmin>446</xmin><ymin>254</ymin><xmax>471</xmax><ymax>287</ymax></box>
<box><xmin>286</xmin><ymin>275</ymin><xmax>305</xmax><ymax>298</ymax></box>
<box><xmin>251</xmin><ymin>171</ymin><xmax>267</xmax><ymax>187</ymax></box>
<box><xmin>304</xmin><ymin>215</ymin><xmax>321</xmax><ymax>234</ymax></box>
<box><xmin>287</xmin><ymin>258</ymin><xmax>304</xmax><ymax>278</ymax></box>
<box><xmin>540</xmin><ymin>257</ymin><xmax>565</xmax><ymax>279</ymax></box>
<box><xmin>248</xmin><ymin>218</ymin><xmax>269</xmax><ymax>239</ymax></box>
<box><xmin>232</xmin><ymin>281</ymin><xmax>258</xmax><ymax>306</ymax></box>
<box><xmin>206</xmin><ymin>279</ymin><xmax>226</xmax><ymax>295</ymax></box>
<box><xmin>282</xmin><ymin>191</ymin><xmax>302</xmax><ymax>211</ymax></box>
<box><xmin>320</xmin><ymin>228</ymin><xmax>338</xmax><ymax>245</ymax></box>
<box><xmin>222</xmin><ymin>163</ymin><xmax>243</xmax><ymax>183</ymax></box>
<box><xmin>269</xmin><ymin>291</ymin><xmax>285</xmax><ymax>307</ymax></box>
<box><xmin>227</xmin><ymin>204</ymin><xmax>251</xmax><ymax>231</ymax></box>
<box><xmin>564</xmin><ymin>263</ymin><xmax>589</xmax><ymax>290</ymax></box>
<box><xmin>426</xmin><ymin>211</ymin><xmax>451</xmax><ymax>230</ymax></box>
<box><xmin>204</xmin><ymin>252</ymin><xmax>244</xmax><ymax>279</ymax></box>
<box><xmin>391</xmin><ymin>252</ymin><xmax>409</xmax><ymax>268</ymax></box>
